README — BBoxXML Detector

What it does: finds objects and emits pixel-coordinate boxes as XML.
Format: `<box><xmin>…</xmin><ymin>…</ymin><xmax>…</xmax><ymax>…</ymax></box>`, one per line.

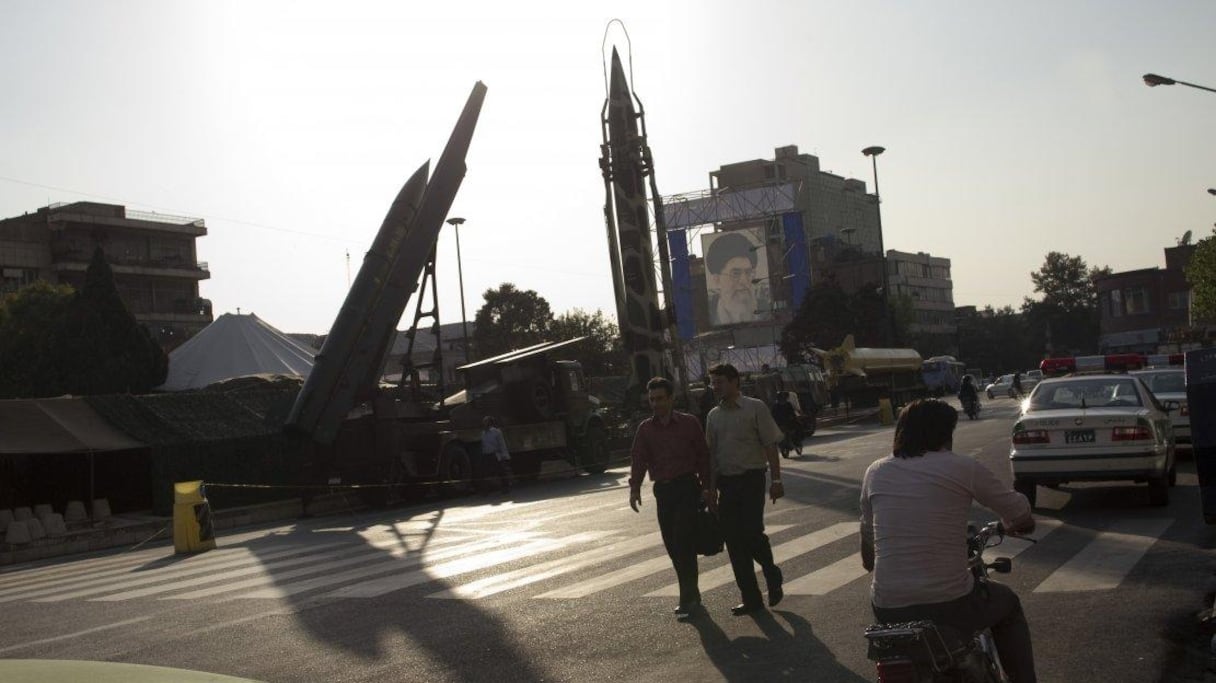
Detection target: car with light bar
<box><xmin>1010</xmin><ymin>372</ymin><xmax>1177</xmax><ymax>507</ymax></box>
<box><xmin>1131</xmin><ymin>367</ymin><xmax>1190</xmax><ymax>454</ymax></box>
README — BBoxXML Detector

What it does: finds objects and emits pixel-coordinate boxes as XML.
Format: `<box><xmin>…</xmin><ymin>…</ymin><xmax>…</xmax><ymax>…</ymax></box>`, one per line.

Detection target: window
<box><xmin>1168</xmin><ymin>291</ymin><xmax>1188</xmax><ymax>310</ymax></box>
<box><xmin>1109</xmin><ymin>290</ymin><xmax>1123</xmax><ymax>317</ymax></box>
<box><xmin>1124</xmin><ymin>287</ymin><xmax>1150</xmax><ymax>315</ymax></box>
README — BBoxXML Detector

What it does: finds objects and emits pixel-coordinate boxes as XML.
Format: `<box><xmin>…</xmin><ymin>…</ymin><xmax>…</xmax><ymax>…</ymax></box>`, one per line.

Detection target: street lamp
<box><xmin>862</xmin><ymin>145</ymin><xmax>892</xmax><ymax>346</ymax></box>
<box><xmin>445</xmin><ymin>216</ymin><xmax>471</xmax><ymax>363</ymax></box>
<box><xmin>1142</xmin><ymin>73</ymin><xmax>1216</xmax><ymax>94</ymax></box>
<box><xmin>1207</xmin><ymin>188</ymin><xmax>1216</xmax><ymax>196</ymax></box>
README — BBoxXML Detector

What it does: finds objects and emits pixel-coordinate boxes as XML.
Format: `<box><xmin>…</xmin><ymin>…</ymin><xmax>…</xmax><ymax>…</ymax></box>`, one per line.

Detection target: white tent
<box><xmin>158</xmin><ymin>313</ymin><xmax>316</xmax><ymax>391</ymax></box>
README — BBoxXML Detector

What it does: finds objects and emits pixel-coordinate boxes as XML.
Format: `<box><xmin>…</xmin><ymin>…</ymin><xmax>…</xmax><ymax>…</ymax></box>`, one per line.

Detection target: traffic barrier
<box><xmin>13</xmin><ymin>507</ymin><xmax>32</xmax><ymax>522</ymax></box>
<box><xmin>26</xmin><ymin>517</ymin><xmax>45</xmax><ymax>540</ymax></box>
<box><xmin>63</xmin><ymin>501</ymin><xmax>88</xmax><ymax>524</ymax></box>
<box><xmin>43</xmin><ymin>513</ymin><xmax>67</xmax><ymax>538</ymax></box>
<box><xmin>0</xmin><ymin>509</ymin><xmax>12</xmax><ymax>533</ymax></box>
<box><xmin>4</xmin><ymin>520</ymin><xmax>31</xmax><ymax>545</ymax></box>
<box><xmin>173</xmin><ymin>481</ymin><xmax>216</xmax><ymax>554</ymax></box>
<box><xmin>92</xmin><ymin>499</ymin><xmax>111</xmax><ymax>523</ymax></box>
<box><xmin>33</xmin><ymin>503</ymin><xmax>53</xmax><ymax>520</ymax></box>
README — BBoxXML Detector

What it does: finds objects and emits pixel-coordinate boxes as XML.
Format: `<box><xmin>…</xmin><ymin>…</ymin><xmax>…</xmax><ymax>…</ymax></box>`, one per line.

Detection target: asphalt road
<box><xmin>2</xmin><ymin>397</ymin><xmax>1213</xmax><ymax>682</ymax></box>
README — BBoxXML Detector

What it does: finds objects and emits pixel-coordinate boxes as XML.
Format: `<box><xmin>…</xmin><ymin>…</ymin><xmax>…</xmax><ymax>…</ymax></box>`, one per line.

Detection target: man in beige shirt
<box><xmin>705</xmin><ymin>363</ymin><xmax>786</xmax><ymax>616</ymax></box>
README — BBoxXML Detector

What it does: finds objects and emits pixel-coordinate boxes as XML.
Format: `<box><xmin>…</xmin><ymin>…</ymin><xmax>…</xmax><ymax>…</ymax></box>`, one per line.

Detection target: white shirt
<box><xmin>480</xmin><ymin>427</ymin><xmax>510</xmax><ymax>461</ymax></box>
<box><xmin>860</xmin><ymin>449</ymin><xmax>1031</xmax><ymax>608</ymax></box>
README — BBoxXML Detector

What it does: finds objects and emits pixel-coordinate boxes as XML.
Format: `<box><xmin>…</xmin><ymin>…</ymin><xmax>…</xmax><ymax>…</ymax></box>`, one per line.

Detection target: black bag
<box><xmin>695</xmin><ymin>507</ymin><xmax>724</xmax><ymax>556</ymax></box>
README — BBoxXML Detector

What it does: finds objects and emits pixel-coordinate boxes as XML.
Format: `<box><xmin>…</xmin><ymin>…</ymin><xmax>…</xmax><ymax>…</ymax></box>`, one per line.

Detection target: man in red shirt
<box><xmin>630</xmin><ymin>376</ymin><xmax>713</xmax><ymax>621</ymax></box>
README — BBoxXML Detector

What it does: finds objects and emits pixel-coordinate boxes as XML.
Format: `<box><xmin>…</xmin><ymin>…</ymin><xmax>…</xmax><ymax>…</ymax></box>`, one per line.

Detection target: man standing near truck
<box><xmin>629</xmin><ymin>377</ymin><xmax>713</xmax><ymax>621</ymax></box>
<box><xmin>480</xmin><ymin>416</ymin><xmax>512</xmax><ymax>493</ymax></box>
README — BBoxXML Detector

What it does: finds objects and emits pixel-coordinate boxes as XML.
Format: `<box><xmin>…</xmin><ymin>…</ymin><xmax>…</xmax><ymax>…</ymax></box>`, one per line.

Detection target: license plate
<box><xmin>1065</xmin><ymin>430</ymin><xmax>1095</xmax><ymax>444</ymax></box>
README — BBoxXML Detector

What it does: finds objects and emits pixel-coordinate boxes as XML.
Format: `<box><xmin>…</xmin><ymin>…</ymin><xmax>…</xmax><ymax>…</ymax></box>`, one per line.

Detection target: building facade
<box><xmin>1093</xmin><ymin>245</ymin><xmax>1196</xmax><ymax>353</ymax></box>
<box><xmin>888</xmin><ymin>249</ymin><xmax>956</xmax><ymax>344</ymax></box>
<box><xmin>0</xmin><ymin>202</ymin><xmax>212</xmax><ymax>349</ymax></box>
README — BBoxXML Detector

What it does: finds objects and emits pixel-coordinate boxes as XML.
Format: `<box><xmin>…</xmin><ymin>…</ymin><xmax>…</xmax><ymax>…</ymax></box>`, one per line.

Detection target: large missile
<box><xmin>602</xmin><ymin>48</ymin><xmax>670</xmax><ymax>406</ymax></box>
<box><xmin>286</xmin><ymin>81</ymin><xmax>488</xmax><ymax>445</ymax></box>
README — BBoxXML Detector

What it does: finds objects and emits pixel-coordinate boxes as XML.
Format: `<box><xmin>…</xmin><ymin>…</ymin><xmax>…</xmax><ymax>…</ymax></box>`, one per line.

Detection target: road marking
<box><xmin>429</xmin><ymin>531</ymin><xmax>659</xmax><ymax>599</ymax></box>
<box><xmin>784</xmin><ymin>553</ymin><xmax>867</xmax><ymax>595</ymax></box>
<box><xmin>324</xmin><ymin>531</ymin><xmax>610</xmax><ymax>599</ymax></box>
<box><xmin>1034</xmin><ymin>517</ymin><xmax>1174</xmax><ymax>593</ymax></box>
<box><xmin>230</xmin><ymin>532</ymin><xmax>543</xmax><ymax>600</ymax></box>
<box><xmin>0</xmin><ymin>542</ymin><xmax>350</xmax><ymax>604</ymax></box>
<box><xmin>994</xmin><ymin>518</ymin><xmax>1063</xmax><ymax>560</ymax></box>
<box><xmin>645</xmin><ymin>523</ymin><xmax>845</xmax><ymax>598</ymax></box>
<box><xmin>0</xmin><ymin>546</ymin><xmax>262</xmax><ymax>597</ymax></box>
<box><xmin>0</xmin><ymin>616</ymin><xmax>151</xmax><ymax>655</ymax></box>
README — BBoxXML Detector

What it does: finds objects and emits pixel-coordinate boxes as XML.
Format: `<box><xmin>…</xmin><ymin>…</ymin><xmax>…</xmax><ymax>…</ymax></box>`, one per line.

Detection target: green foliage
<box><xmin>956</xmin><ymin>306</ymin><xmax>1038</xmax><ymax>376</ymax></box>
<box><xmin>1021</xmin><ymin>251</ymin><xmax>1108</xmax><ymax>356</ymax></box>
<box><xmin>0</xmin><ymin>281</ymin><xmax>75</xmax><ymax>398</ymax></box>
<box><xmin>547</xmin><ymin>308</ymin><xmax>626</xmax><ymax>376</ymax></box>
<box><xmin>781</xmin><ymin>276</ymin><xmax>905</xmax><ymax>361</ymax></box>
<box><xmin>1187</xmin><ymin>229</ymin><xmax>1216</xmax><ymax>323</ymax></box>
<box><xmin>473</xmin><ymin>283</ymin><xmax>554</xmax><ymax>358</ymax></box>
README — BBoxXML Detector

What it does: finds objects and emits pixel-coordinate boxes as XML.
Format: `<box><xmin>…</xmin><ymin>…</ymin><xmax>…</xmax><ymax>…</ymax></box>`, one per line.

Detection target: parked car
<box><xmin>1131</xmin><ymin>368</ymin><xmax>1190</xmax><ymax>454</ymax></box>
<box><xmin>1010</xmin><ymin>374</ymin><xmax>1177</xmax><ymax>507</ymax></box>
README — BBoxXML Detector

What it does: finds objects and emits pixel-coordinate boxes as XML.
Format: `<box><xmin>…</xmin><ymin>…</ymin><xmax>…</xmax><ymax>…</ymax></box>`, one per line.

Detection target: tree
<box><xmin>780</xmin><ymin>275</ymin><xmax>908</xmax><ymax>362</ymax></box>
<box><xmin>472</xmin><ymin>283</ymin><xmax>554</xmax><ymax>358</ymax></box>
<box><xmin>1187</xmin><ymin>228</ymin><xmax>1216</xmax><ymax>322</ymax></box>
<box><xmin>54</xmin><ymin>247</ymin><xmax>169</xmax><ymax>395</ymax></box>
<box><xmin>547</xmin><ymin>308</ymin><xmax>626</xmax><ymax>376</ymax></box>
<box><xmin>0</xmin><ymin>281</ymin><xmax>75</xmax><ymax>398</ymax></box>
<box><xmin>1021</xmin><ymin>251</ymin><xmax>1109</xmax><ymax>356</ymax></box>
<box><xmin>956</xmin><ymin>306</ymin><xmax>1037</xmax><ymax>376</ymax></box>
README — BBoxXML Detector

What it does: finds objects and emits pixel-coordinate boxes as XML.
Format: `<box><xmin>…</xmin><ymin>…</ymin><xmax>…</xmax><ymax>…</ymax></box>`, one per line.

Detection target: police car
<box><xmin>1010</xmin><ymin>354</ymin><xmax>1178</xmax><ymax>507</ymax></box>
<box><xmin>1131</xmin><ymin>355</ymin><xmax>1190</xmax><ymax>455</ymax></box>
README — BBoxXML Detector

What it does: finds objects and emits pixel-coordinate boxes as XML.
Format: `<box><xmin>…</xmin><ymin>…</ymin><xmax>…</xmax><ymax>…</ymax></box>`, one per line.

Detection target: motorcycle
<box><xmin>864</xmin><ymin>521</ymin><xmax>1031</xmax><ymax>682</ymax></box>
<box><xmin>962</xmin><ymin>396</ymin><xmax>981</xmax><ymax>420</ymax></box>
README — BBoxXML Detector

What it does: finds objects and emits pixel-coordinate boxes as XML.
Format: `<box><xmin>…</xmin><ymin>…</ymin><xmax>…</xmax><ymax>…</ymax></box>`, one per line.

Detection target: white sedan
<box><xmin>1010</xmin><ymin>374</ymin><xmax>1177</xmax><ymax>507</ymax></box>
<box><xmin>1131</xmin><ymin>368</ymin><xmax>1190</xmax><ymax>454</ymax></box>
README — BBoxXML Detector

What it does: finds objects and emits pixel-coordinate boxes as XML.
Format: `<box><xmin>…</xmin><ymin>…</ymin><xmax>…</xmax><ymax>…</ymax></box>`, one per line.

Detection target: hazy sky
<box><xmin>2</xmin><ymin>1</ymin><xmax>1213</xmax><ymax>334</ymax></box>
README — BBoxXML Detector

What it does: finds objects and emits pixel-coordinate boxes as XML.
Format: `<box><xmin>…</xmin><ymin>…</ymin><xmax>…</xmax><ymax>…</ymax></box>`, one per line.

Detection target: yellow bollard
<box><xmin>173</xmin><ymin>480</ymin><xmax>216</xmax><ymax>554</ymax></box>
<box><xmin>878</xmin><ymin>398</ymin><xmax>894</xmax><ymax>426</ymax></box>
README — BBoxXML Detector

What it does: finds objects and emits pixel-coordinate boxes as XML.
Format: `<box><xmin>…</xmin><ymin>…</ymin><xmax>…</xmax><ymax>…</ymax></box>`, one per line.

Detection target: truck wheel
<box><xmin>440</xmin><ymin>442</ymin><xmax>474</xmax><ymax>497</ymax></box>
<box><xmin>1013</xmin><ymin>478</ymin><xmax>1037</xmax><ymax>508</ymax></box>
<box><xmin>1148</xmin><ymin>475</ymin><xmax>1169</xmax><ymax>506</ymax></box>
<box><xmin>581</xmin><ymin>424</ymin><xmax>610</xmax><ymax>475</ymax></box>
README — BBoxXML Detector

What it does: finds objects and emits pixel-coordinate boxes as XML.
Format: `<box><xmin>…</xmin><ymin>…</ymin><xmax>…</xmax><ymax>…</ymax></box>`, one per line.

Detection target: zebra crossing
<box><xmin>0</xmin><ymin>515</ymin><xmax>1176</xmax><ymax>607</ymax></box>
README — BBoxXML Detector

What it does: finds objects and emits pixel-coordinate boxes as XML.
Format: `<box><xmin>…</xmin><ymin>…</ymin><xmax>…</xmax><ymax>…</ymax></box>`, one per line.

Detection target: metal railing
<box><xmin>123</xmin><ymin>208</ymin><xmax>205</xmax><ymax>227</ymax></box>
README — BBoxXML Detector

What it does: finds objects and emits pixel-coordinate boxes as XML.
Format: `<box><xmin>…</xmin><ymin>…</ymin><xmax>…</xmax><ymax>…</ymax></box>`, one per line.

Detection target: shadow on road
<box><xmin>689</xmin><ymin>608</ymin><xmax>868</xmax><ymax>682</ymax></box>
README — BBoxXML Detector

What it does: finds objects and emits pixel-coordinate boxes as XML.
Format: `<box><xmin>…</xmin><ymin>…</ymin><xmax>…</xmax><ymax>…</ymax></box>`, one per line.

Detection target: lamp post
<box><xmin>1142</xmin><ymin>73</ymin><xmax>1216</xmax><ymax>94</ymax></box>
<box><xmin>862</xmin><ymin>145</ymin><xmax>892</xmax><ymax>346</ymax></box>
<box><xmin>445</xmin><ymin>216</ymin><xmax>471</xmax><ymax>363</ymax></box>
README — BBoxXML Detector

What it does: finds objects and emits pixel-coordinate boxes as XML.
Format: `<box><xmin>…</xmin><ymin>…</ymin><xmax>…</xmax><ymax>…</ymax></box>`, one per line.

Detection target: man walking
<box><xmin>705</xmin><ymin>363</ymin><xmax>787</xmax><ymax>616</ymax></box>
<box><xmin>481</xmin><ymin>416</ymin><xmax>512</xmax><ymax>493</ymax></box>
<box><xmin>629</xmin><ymin>377</ymin><xmax>712</xmax><ymax>621</ymax></box>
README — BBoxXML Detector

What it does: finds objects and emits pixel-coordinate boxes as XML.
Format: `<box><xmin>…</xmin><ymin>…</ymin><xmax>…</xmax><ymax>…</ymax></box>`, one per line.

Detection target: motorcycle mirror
<box><xmin>988</xmin><ymin>557</ymin><xmax>1012</xmax><ymax>574</ymax></box>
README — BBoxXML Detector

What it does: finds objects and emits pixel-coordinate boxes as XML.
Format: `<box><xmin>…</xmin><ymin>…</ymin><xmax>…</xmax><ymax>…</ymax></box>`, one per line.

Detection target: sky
<box><xmin>2</xmin><ymin>1</ymin><xmax>1214</xmax><ymax>335</ymax></box>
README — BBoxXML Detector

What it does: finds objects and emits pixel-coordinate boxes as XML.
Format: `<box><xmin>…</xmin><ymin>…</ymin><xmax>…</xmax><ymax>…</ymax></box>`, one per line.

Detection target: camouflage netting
<box><xmin>86</xmin><ymin>375</ymin><xmax>306</xmax><ymax>515</ymax></box>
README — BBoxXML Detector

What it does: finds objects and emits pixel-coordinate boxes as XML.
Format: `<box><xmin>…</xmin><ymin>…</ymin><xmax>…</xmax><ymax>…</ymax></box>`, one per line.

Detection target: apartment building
<box><xmin>1093</xmin><ymin>245</ymin><xmax>1196</xmax><ymax>352</ymax></box>
<box><xmin>0</xmin><ymin>202</ymin><xmax>212</xmax><ymax>349</ymax></box>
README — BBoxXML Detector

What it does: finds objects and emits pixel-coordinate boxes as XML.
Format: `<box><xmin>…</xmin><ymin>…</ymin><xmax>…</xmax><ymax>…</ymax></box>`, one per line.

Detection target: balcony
<box><xmin>50</xmin><ymin>248</ymin><xmax>210</xmax><ymax>279</ymax></box>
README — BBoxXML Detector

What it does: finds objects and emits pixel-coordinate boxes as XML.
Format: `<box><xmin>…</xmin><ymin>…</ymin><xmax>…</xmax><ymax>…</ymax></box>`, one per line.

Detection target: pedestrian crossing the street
<box><xmin>0</xmin><ymin>516</ymin><xmax>1176</xmax><ymax>607</ymax></box>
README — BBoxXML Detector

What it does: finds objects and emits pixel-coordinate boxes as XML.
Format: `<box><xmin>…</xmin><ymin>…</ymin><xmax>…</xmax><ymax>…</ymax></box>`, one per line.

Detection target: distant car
<box><xmin>1131</xmin><ymin>368</ymin><xmax>1190</xmax><ymax>453</ymax></box>
<box><xmin>985</xmin><ymin>374</ymin><xmax>1014</xmax><ymax>399</ymax></box>
<box><xmin>1010</xmin><ymin>374</ymin><xmax>1177</xmax><ymax>507</ymax></box>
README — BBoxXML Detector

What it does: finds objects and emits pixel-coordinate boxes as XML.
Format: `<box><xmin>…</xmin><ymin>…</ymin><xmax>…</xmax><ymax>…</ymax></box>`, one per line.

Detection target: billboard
<box><xmin>702</xmin><ymin>227</ymin><xmax>770</xmax><ymax>328</ymax></box>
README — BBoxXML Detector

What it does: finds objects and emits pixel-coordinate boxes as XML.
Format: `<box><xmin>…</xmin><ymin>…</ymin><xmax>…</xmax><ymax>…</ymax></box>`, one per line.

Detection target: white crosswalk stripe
<box><xmin>323</xmin><ymin>531</ymin><xmax>612</xmax><ymax>599</ymax></box>
<box><xmin>1034</xmin><ymin>517</ymin><xmax>1173</xmax><ymax>593</ymax></box>
<box><xmin>0</xmin><ymin>514</ymin><xmax>1175</xmax><ymax>606</ymax></box>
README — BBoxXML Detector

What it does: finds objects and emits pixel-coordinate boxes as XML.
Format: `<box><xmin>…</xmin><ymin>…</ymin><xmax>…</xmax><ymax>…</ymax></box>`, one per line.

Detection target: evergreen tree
<box><xmin>54</xmin><ymin>247</ymin><xmax>168</xmax><ymax>395</ymax></box>
<box><xmin>0</xmin><ymin>281</ymin><xmax>75</xmax><ymax>398</ymax></box>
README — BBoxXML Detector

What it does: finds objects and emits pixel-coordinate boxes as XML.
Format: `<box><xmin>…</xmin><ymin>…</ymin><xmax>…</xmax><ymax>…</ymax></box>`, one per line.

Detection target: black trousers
<box><xmin>717</xmin><ymin>468</ymin><xmax>779</xmax><ymax>606</ymax></box>
<box><xmin>872</xmin><ymin>579</ymin><xmax>1037</xmax><ymax>683</ymax></box>
<box><xmin>481</xmin><ymin>454</ymin><xmax>512</xmax><ymax>491</ymax></box>
<box><xmin>654</xmin><ymin>474</ymin><xmax>700</xmax><ymax>607</ymax></box>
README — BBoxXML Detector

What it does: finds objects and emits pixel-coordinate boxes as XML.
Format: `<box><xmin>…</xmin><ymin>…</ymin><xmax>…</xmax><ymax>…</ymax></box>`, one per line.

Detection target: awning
<box><xmin>0</xmin><ymin>397</ymin><xmax>146</xmax><ymax>454</ymax></box>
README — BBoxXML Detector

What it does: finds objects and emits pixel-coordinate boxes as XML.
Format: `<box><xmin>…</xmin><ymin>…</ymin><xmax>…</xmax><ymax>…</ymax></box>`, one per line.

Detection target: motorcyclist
<box><xmin>959</xmin><ymin>374</ymin><xmax>980</xmax><ymax>416</ymax></box>
<box><xmin>860</xmin><ymin>399</ymin><xmax>1037</xmax><ymax>682</ymax></box>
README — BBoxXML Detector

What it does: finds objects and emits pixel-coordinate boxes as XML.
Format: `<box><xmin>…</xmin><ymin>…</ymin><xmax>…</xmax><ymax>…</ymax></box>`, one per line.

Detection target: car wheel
<box><xmin>1168</xmin><ymin>463</ymin><xmax>1177</xmax><ymax>487</ymax></box>
<box><xmin>1148</xmin><ymin>475</ymin><xmax>1169</xmax><ymax>506</ymax></box>
<box><xmin>987</xmin><ymin>390</ymin><xmax>994</xmax><ymax>399</ymax></box>
<box><xmin>1014</xmin><ymin>478</ymin><xmax>1037</xmax><ymax>507</ymax></box>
